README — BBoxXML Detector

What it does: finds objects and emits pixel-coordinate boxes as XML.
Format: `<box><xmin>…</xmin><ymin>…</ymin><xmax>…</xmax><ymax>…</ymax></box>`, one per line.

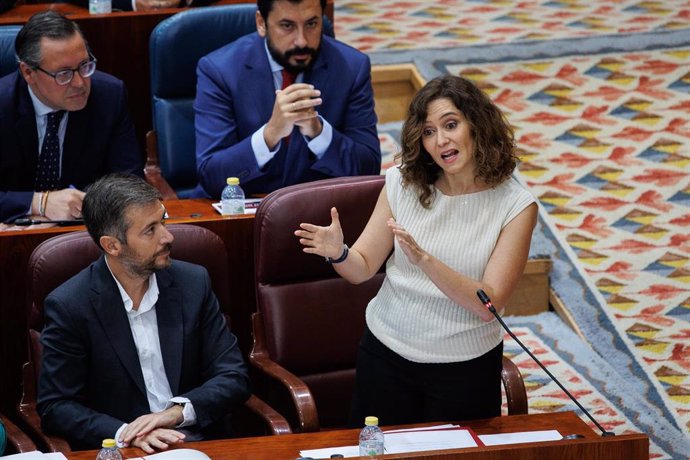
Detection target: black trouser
<box><xmin>349</xmin><ymin>326</ymin><xmax>503</xmax><ymax>427</ymax></box>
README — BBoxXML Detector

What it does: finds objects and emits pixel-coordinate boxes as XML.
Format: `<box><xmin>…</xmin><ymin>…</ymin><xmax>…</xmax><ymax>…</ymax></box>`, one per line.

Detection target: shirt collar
<box><xmin>27</xmin><ymin>85</ymin><xmax>57</xmax><ymax>118</ymax></box>
<box><xmin>105</xmin><ymin>256</ymin><xmax>159</xmax><ymax>315</ymax></box>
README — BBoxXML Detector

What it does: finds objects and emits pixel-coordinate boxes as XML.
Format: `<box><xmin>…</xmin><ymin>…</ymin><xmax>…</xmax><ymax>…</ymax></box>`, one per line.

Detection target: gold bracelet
<box><xmin>41</xmin><ymin>191</ymin><xmax>50</xmax><ymax>217</ymax></box>
<box><xmin>37</xmin><ymin>192</ymin><xmax>44</xmax><ymax>216</ymax></box>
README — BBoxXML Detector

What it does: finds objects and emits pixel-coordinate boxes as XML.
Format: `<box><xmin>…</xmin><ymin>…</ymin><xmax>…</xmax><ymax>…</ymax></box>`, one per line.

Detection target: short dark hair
<box><xmin>257</xmin><ymin>0</ymin><xmax>326</xmax><ymax>21</ymax></box>
<box><xmin>15</xmin><ymin>11</ymin><xmax>84</xmax><ymax>68</ymax></box>
<box><xmin>396</xmin><ymin>74</ymin><xmax>517</xmax><ymax>208</ymax></box>
<box><xmin>82</xmin><ymin>174</ymin><xmax>162</xmax><ymax>250</ymax></box>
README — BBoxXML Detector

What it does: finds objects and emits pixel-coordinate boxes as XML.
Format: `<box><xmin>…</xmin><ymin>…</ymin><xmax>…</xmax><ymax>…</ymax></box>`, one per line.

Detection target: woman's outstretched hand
<box><xmin>295</xmin><ymin>207</ymin><xmax>345</xmax><ymax>259</ymax></box>
<box><xmin>387</xmin><ymin>218</ymin><xmax>427</xmax><ymax>266</ymax></box>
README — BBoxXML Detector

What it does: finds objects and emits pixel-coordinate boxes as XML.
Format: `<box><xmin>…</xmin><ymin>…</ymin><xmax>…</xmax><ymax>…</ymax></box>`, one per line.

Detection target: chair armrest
<box><xmin>502</xmin><ymin>355</ymin><xmax>528</xmax><ymax>415</ymax></box>
<box><xmin>145</xmin><ymin>130</ymin><xmax>179</xmax><ymax>201</ymax></box>
<box><xmin>250</xmin><ymin>313</ymin><xmax>320</xmax><ymax>432</ymax></box>
<box><xmin>0</xmin><ymin>412</ymin><xmax>36</xmax><ymax>453</ymax></box>
<box><xmin>242</xmin><ymin>395</ymin><xmax>292</xmax><ymax>435</ymax></box>
<box><xmin>18</xmin><ymin>362</ymin><xmax>72</xmax><ymax>454</ymax></box>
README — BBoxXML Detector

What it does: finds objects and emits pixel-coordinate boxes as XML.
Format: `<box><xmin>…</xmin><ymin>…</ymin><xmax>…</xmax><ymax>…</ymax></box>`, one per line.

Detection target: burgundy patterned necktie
<box><xmin>35</xmin><ymin>110</ymin><xmax>66</xmax><ymax>191</ymax></box>
<box><xmin>281</xmin><ymin>69</ymin><xmax>297</xmax><ymax>146</ymax></box>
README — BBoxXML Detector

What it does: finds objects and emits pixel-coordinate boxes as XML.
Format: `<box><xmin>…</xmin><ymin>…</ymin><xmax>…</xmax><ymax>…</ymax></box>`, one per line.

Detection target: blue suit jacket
<box><xmin>0</xmin><ymin>71</ymin><xmax>143</xmax><ymax>222</ymax></box>
<box><xmin>194</xmin><ymin>33</ymin><xmax>380</xmax><ymax>198</ymax></box>
<box><xmin>37</xmin><ymin>257</ymin><xmax>250</xmax><ymax>450</ymax></box>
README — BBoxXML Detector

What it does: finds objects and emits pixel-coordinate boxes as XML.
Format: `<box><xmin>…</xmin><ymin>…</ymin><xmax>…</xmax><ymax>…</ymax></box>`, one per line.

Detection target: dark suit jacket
<box><xmin>194</xmin><ymin>33</ymin><xmax>380</xmax><ymax>199</ymax></box>
<box><xmin>37</xmin><ymin>257</ymin><xmax>250</xmax><ymax>450</ymax></box>
<box><xmin>0</xmin><ymin>70</ymin><xmax>143</xmax><ymax>222</ymax></box>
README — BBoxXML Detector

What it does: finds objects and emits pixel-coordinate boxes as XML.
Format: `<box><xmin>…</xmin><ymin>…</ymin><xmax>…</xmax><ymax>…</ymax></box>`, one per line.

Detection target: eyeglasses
<box><xmin>33</xmin><ymin>57</ymin><xmax>97</xmax><ymax>86</ymax></box>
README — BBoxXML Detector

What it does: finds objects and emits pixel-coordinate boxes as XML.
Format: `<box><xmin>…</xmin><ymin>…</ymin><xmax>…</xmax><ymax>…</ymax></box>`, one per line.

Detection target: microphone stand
<box><xmin>476</xmin><ymin>289</ymin><xmax>615</xmax><ymax>437</ymax></box>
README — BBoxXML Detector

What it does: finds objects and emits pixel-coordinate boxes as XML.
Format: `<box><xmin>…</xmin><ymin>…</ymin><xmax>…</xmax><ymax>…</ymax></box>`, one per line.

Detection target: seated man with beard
<box><xmin>193</xmin><ymin>0</ymin><xmax>381</xmax><ymax>199</ymax></box>
<box><xmin>38</xmin><ymin>173</ymin><xmax>250</xmax><ymax>452</ymax></box>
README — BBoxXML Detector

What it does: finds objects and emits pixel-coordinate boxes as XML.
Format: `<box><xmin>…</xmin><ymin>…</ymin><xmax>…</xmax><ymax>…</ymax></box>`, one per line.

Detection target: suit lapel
<box><xmin>154</xmin><ymin>269</ymin><xmax>183</xmax><ymax>395</ymax></box>
<box><xmin>246</xmin><ymin>35</ymin><xmax>276</xmax><ymax>125</ymax></box>
<box><xmin>15</xmin><ymin>77</ymin><xmax>39</xmax><ymax>175</ymax></box>
<box><xmin>90</xmin><ymin>257</ymin><xmax>147</xmax><ymax>398</ymax></box>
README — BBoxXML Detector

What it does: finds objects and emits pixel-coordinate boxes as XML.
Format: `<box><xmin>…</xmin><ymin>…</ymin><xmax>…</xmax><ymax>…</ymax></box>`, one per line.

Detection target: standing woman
<box><xmin>295</xmin><ymin>75</ymin><xmax>537</xmax><ymax>425</ymax></box>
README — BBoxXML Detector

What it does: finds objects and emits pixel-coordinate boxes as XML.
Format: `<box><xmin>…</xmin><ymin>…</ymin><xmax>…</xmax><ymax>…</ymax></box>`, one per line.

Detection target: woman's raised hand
<box><xmin>295</xmin><ymin>207</ymin><xmax>345</xmax><ymax>259</ymax></box>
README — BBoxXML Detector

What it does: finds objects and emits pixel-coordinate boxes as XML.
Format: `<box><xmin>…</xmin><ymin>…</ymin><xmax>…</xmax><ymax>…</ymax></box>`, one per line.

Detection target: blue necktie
<box><xmin>35</xmin><ymin>110</ymin><xmax>65</xmax><ymax>191</ymax></box>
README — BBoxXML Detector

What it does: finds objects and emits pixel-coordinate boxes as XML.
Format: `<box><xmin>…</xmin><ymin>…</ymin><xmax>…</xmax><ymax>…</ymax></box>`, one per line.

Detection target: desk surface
<box><xmin>67</xmin><ymin>412</ymin><xmax>648</xmax><ymax>460</ymax></box>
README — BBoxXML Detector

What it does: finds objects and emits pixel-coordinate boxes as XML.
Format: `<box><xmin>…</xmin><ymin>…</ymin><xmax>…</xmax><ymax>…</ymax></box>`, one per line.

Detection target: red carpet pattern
<box><xmin>502</xmin><ymin>327</ymin><xmax>669</xmax><ymax>458</ymax></box>
<box><xmin>445</xmin><ymin>46</ymin><xmax>690</xmax><ymax>437</ymax></box>
<box><xmin>335</xmin><ymin>0</ymin><xmax>690</xmax><ymax>53</ymax></box>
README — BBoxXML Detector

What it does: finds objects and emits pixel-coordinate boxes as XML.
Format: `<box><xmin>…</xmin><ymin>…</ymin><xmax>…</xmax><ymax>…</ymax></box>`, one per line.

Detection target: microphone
<box><xmin>12</xmin><ymin>217</ymin><xmax>84</xmax><ymax>227</ymax></box>
<box><xmin>476</xmin><ymin>289</ymin><xmax>615</xmax><ymax>437</ymax></box>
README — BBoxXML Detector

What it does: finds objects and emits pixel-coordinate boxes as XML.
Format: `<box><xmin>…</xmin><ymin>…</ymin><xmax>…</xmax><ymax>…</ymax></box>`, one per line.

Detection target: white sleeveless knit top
<box><xmin>365</xmin><ymin>167</ymin><xmax>536</xmax><ymax>363</ymax></box>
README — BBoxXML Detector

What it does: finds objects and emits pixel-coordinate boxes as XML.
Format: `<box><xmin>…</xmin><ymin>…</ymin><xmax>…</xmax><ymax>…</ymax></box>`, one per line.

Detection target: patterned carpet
<box><xmin>334</xmin><ymin>1</ymin><xmax>690</xmax><ymax>458</ymax></box>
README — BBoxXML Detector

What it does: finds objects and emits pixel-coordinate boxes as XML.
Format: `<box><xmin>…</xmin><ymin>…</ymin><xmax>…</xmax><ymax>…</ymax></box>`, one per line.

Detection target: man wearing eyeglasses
<box><xmin>0</xmin><ymin>11</ymin><xmax>143</xmax><ymax>224</ymax></box>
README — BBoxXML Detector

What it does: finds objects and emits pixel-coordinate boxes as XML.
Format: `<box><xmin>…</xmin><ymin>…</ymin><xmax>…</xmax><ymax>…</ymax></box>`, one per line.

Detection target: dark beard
<box><xmin>266</xmin><ymin>36</ymin><xmax>320</xmax><ymax>74</ymax></box>
<box><xmin>120</xmin><ymin>243</ymin><xmax>173</xmax><ymax>278</ymax></box>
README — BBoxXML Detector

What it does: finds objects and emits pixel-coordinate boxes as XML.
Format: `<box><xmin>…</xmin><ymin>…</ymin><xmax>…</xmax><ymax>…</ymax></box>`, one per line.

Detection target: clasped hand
<box><xmin>119</xmin><ymin>406</ymin><xmax>185</xmax><ymax>454</ymax></box>
<box><xmin>265</xmin><ymin>83</ymin><xmax>323</xmax><ymax>146</ymax></box>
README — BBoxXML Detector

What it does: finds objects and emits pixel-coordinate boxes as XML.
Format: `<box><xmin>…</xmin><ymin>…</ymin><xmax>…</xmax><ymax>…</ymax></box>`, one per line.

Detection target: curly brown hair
<box><xmin>395</xmin><ymin>74</ymin><xmax>517</xmax><ymax>208</ymax></box>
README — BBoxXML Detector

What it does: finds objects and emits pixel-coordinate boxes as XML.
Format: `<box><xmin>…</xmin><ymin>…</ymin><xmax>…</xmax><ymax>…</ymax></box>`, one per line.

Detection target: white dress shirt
<box><xmin>105</xmin><ymin>258</ymin><xmax>196</xmax><ymax>444</ymax></box>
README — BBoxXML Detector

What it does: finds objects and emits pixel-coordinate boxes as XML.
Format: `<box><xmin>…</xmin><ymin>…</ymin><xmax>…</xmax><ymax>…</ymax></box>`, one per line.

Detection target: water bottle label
<box><xmin>359</xmin><ymin>440</ymin><xmax>384</xmax><ymax>456</ymax></box>
<box><xmin>89</xmin><ymin>0</ymin><xmax>112</xmax><ymax>14</ymax></box>
<box><xmin>221</xmin><ymin>199</ymin><xmax>245</xmax><ymax>215</ymax></box>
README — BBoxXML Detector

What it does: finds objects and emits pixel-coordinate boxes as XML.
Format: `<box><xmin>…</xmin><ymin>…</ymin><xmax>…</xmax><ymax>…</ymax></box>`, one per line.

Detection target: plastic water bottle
<box><xmin>89</xmin><ymin>0</ymin><xmax>112</xmax><ymax>14</ymax></box>
<box><xmin>221</xmin><ymin>177</ymin><xmax>245</xmax><ymax>215</ymax></box>
<box><xmin>359</xmin><ymin>416</ymin><xmax>384</xmax><ymax>457</ymax></box>
<box><xmin>96</xmin><ymin>439</ymin><xmax>122</xmax><ymax>460</ymax></box>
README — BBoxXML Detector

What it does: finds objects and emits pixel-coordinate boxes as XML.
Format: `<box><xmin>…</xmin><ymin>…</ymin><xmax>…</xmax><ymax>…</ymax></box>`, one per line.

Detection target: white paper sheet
<box><xmin>300</xmin><ymin>427</ymin><xmax>478</xmax><ymax>458</ymax></box>
<box><xmin>143</xmin><ymin>448</ymin><xmax>211</xmax><ymax>460</ymax></box>
<box><xmin>2</xmin><ymin>452</ymin><xmax>67</xmax><ymax>459</ymax></box>
<box><xmin>299</xmin><ymin>445</ymin><xmax>361</xmax><ymax>458</ymax></box>
<box><xmin>479</xmin><ymin>429</ymin><xmax>563</xmax><ymax>446</ymax></box>
<box><xmin>384</xmin><ymin>429</ymin><xmax>478</xmax><ymax>453</ymax></box>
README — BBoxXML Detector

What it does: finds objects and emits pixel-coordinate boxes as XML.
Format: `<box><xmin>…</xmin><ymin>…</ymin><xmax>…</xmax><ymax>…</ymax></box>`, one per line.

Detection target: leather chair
<box><xmin>0</xmin><ymin>412</ymin><xmax>36</xmax><ymax>454</ymax></box>
<box><xmin>146</xmin><ymin>4</ymin><xmax>334</xmax><ymax>199</ymax></box>
<box><xmin>19</xmin><ymin>224</ymin><xmax>290</xmax><ymax>453</ymax></box>
<box><xmin>0</xmin><ymin>26</ymin><xmax>20</xmax><ymax>78</ymax></box>
<box><xmin>250</xmin><ymin>175</ymin><xmax>528</xmax><ymax>433</ymax></box>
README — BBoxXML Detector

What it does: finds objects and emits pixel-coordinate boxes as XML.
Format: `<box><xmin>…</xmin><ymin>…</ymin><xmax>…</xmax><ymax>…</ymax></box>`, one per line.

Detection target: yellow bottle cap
<box><xmin>364</xmin><ymin>416</ymin><xmax>379</xmax><ymax>426</ymax></box>
<box><xmin>226</xmin><ymin>177</ymin><xmax>239</xmax><ymax>185</ymax></box>
<box><xmin>102</xmin><ymin>439</ymin><xmax>117</xmax><ymax>448</ymax></box>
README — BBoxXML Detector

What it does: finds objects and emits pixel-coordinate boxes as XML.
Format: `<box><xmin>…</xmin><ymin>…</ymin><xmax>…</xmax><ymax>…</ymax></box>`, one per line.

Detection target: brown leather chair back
<box><xmin>253</xmin><ymin>175</ymin><xmax>386</xmax><ymax>429</ymax></box>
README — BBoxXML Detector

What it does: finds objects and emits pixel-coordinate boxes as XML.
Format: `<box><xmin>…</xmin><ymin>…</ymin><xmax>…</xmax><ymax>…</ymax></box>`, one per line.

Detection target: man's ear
<box><xmin>256</xmin><ymin>10</ymin><xmax>267</xmax><ymax>37</ymax></box>
<box><xmin>100</xmin><ymin>235</ymin><xmax>121</xmax><ymax>257</ymax></box>
<box><xmin>19</xmin><ymin>62</ymin><xmax>35</xmax><ymax>85</ymax></box>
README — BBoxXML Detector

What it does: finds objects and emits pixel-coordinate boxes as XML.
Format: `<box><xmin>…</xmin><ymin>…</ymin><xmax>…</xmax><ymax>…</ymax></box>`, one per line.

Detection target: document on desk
<box><xmin>126</xmin><ymin>448</ymin><xmax>211</xmax><ymax>460</ymax></box>
<box><xmin>479</xmin><ymin>429</ymin><xmax>562</xmax><ymax>446</ymax></box>
<box><xmin>299</xmin><ymin>425</ymin><xmax>479</xmax><ymax>458</ymax></box>
<box><xmin>2</xmin><ymin>452</ymin><xmax>67</xmax><ymax>459</ymax></box>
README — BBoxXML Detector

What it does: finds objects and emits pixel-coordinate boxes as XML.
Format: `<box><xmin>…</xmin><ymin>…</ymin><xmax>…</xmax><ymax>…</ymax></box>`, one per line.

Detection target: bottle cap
<box><xmin>102</xmin><ymin>439</ymin><xmax>116</xmax><ymax>448</ymax></box>
<box><xmin>226</xmin><ymin>177</ymin><xmax>240</xmax><ymax>185</ymax></box>
<box><xmin>364</xmin><ymin>416</ymin><xmax>379</xmax><ymax>426</ymax></box>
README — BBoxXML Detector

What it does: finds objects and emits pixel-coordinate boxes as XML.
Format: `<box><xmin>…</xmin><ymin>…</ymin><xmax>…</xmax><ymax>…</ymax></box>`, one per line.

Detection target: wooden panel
<box><xmin>372</xmin><ymin>64</ymin><xmax>425</xmax><ymax>123</ymax></box>
<box><xmin>507</xmin><ymin>258</ymin><xmax>552</xmax><ymax>316</ymax></box>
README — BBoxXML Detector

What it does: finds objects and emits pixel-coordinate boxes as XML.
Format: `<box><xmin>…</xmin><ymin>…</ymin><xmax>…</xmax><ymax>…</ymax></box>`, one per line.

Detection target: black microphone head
<box><xmin>12</xmin><ymin>218</ymin><xmax>33</xmax><ymax>226</ymax></box>
<box><xmin>476</xmin><ymin>289</ymin><xmax>490</xmax><ymax>305</ymax></box>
